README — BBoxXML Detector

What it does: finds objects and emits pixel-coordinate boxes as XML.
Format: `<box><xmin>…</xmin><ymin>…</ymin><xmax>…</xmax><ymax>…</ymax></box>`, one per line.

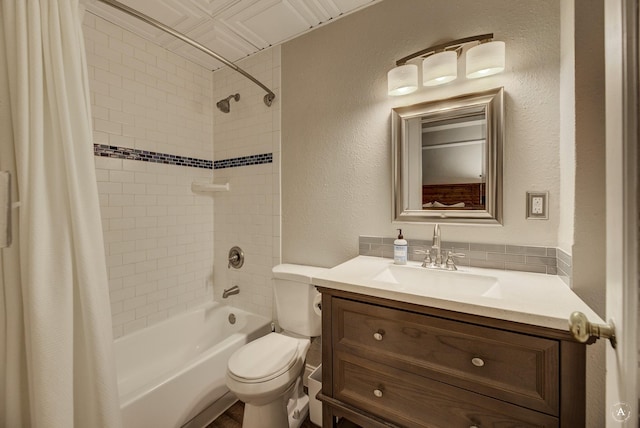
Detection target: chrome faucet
<box><xmin>432</xmin><ymin>223</ymin><xmax>442</xmax><ymax>266</ymax></box>
<box><xmin>222</xmin><ymin>285</ymin><xmax>240</xmax><ymax>298</ymax></box>
<box><xmin>421</xmin><ymin>223</ymin><xmax>465</xmax><ymax>271</ymax></box>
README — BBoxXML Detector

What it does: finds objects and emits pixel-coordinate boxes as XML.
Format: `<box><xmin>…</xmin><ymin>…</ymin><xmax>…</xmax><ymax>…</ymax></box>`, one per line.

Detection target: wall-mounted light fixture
<box><xmin>388</xmin><ymin>33</ymin><xmax>505</xmax><ymax>96</ymax></box>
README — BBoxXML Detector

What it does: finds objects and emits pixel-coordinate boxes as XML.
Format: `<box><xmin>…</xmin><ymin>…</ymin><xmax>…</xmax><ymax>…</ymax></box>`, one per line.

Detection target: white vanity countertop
<box><xmin>311</xmin><ymin>255</ymin><xmax>604</xmax><ymax>332</ymax></box>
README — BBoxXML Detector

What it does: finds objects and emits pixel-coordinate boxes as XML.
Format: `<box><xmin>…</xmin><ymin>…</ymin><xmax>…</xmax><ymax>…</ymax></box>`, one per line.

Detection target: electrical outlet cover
<box><xmin>526</xmin><ymin>192</ymin><xmax>548</xmax><ymax>219</ymax></box>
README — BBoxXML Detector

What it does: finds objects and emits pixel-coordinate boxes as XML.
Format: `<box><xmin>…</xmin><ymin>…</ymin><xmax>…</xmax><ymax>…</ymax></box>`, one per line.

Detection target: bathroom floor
<box><xmin>206</xmin><ymin>401</ymin><xmax>320</xmax><ymax>427</ymax></box>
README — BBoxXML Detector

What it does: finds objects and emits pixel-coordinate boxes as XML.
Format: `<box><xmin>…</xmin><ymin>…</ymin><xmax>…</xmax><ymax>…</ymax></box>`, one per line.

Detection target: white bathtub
<box><xmin>115</xmin><ymin>302</ymin><xmax>272</xmax><ymax>428</ymax></box>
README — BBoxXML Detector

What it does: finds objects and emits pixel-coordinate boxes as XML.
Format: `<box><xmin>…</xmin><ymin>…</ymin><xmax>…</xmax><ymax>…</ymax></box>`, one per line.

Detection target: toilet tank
<box><xmin>272</xmin><ymin>264</ymin><xmax>328</xmax><ymax>337</ymax></box>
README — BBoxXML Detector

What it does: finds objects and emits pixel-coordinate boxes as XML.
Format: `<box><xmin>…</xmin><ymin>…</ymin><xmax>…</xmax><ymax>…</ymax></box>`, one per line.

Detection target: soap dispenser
<box><xmin>394</xmin><ymin>229</ymin><xmax>408</xmax><ymax>265</ymax></box>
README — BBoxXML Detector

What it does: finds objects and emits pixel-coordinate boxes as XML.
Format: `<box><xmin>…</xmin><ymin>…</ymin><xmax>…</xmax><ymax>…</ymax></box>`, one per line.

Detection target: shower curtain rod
<box><xmin>95</xmin><ymin>0</ymin><xmax>276</xmax><ymax>107</ymax></box>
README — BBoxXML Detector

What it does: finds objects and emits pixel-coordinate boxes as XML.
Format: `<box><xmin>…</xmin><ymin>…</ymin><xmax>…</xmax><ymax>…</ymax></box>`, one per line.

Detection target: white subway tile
<box><xmin>94</xmin><ymin>93</ymin><xmax>122</xmax><ymax>112</ymax></box>
<box><xmin>113</xmin><ymin>310</ymin><xmax>135</xmax><ymax>326</ymax></box>
<box><xmin>136</xmin><ymin>302</ymin><xmax>158</xmax><ymax>319</ymax></box>
<box><xmin>122</xmin><ymin>272</ymin><xmax>147</xmax><ymax>288</ymax></box>
<box><xmin>122</xmin><ymin>183</ymin><xmax>147</xmax><ymax>195</ymax></box>
<box><xmin>109</xmin><ymin>170</ymin><xmax>134</xmax><ymax>183</ymax></box>
<box><xmin>110</xmin><ymin>263</ymin><xmax>135</xmax><ymax>279</ymax></box>
<box><xmin>123</xmin><ymin>295</ymin><xmax>147</xmax><ymax>311</ymax></box>
<box><xmin>110</xmin><ymin>217</ymin><xmax>135</xmax><ymax>231</ymax></box>
<box><xmin>123</xmin><ymin>250</ymin><xmax>146</xmax><ymax>265</ymax></box>
<box><xmin>110</xmin><ymin>287</ymin><xmax>135</xmax><ymax>303</ymax></box>
<box><xmin>98</xmin><ymin>181</ymin><xmax>122</xmax><ymax>194</ymax></box>
<box><xmin>123</xmin><ymin>318</ymin><xmax>147</xmax><ymax>335</ymax></box>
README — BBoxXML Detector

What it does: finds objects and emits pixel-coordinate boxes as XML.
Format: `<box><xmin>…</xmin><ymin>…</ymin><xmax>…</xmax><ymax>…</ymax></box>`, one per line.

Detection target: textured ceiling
<box><xmin>85</xmin><ymin>0</ymin><xmax>379</xmax><ymax>70</ymax></box>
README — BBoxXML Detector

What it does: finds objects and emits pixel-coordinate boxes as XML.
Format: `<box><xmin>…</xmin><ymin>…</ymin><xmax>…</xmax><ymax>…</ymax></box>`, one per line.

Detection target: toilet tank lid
<box><xmin>272</xmin><ymin>264</ymin><xmax>328</xmax><ymax>283</ymax></box>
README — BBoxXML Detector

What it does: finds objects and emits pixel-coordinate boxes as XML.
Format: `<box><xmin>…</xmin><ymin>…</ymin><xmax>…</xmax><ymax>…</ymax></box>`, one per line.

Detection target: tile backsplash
<box><xmin>359</xmin><ymin>236</ymin><xmax>573</xmax><ymax>285</ymax></box>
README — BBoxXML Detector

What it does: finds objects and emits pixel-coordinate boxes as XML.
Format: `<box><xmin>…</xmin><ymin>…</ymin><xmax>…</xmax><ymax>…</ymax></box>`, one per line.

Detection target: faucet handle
<box><xmin>414</xmin><ymin>248</ymin><xmax>433</xmax><ymax>267</ymax></box>
<box><xmin>445</xmin><ymin>251</ymin><xmax>465</xmax><ymax>271</ymax></box>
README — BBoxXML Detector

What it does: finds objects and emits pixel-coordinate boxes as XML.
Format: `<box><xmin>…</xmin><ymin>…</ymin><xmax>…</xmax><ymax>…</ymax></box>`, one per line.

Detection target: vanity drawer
<box><xmin>333</xmin><ymin>298</ymin><xmax>559</xmax><ymax>415</ymax></box>
<box><xmin>334</xmin><ymin>352</ymin><xmax>559</xmax><ymax>428</ymax></box>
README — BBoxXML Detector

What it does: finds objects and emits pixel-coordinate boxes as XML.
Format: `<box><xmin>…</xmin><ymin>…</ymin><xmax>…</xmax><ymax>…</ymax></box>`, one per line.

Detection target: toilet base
<box><xmin>287</xmin><ymin>394</ymin><xmax>309</xmax><ymax>428</ymax></box>
<box><xmin>241</xmin><ymin>375</ymin><xmax>309</xmax><ymax>428</ymax></box>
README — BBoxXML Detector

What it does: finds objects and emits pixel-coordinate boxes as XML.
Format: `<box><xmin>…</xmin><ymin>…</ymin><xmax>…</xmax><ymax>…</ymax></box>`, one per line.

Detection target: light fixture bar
<box><xmin>95</xmin><ymin>0</ymin><xmax>276</xmax><ymax>107</ymax></box>
<box><xmin>395</xmin><ymin>33</ymin><xmax>494</xmax><ymax>66</ymax></box>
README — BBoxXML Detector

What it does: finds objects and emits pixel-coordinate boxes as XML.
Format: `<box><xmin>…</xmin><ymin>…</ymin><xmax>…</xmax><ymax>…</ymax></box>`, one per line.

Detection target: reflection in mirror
<box><xmin>392</xmin><ymin>88</ymin><xmax>503</xmax><ymax>224</ymax></box>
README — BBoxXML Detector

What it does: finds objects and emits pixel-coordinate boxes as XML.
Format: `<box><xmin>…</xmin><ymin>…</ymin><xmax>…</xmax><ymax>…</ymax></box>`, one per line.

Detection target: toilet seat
<box><xmin>227</xmin><ymin>333</ymin><xmax>301</xmax><ymax>383</ymax></box>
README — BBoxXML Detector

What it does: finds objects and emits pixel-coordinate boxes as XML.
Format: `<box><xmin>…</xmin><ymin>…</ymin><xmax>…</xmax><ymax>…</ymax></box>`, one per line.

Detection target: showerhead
<box><xmin>216</xmin><ymin>93</ymin><xmax>240</xmax><ymax>113</ymax></box>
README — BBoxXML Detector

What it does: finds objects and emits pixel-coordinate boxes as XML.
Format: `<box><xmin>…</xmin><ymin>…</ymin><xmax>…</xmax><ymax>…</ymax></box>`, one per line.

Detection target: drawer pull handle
<box><xmin>373</xmin><ymin>331</ymin><xmax>384</xmax><ymax>341</ymax></box>
<box><xmin>471</xmin><ymin>357</ymin><xmax>485</xmax><ymax>367</ymax></box>
<box><xmin>373</xmin><ymin>389</ymin><xmax>383</xmax><ymax>398</ymax></box>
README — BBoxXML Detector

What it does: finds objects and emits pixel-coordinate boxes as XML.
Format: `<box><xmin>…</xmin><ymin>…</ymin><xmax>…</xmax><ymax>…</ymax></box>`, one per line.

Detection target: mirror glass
<box><xmin>392</xmin><ymin>88</ymin><xmax>504</xmax><ymax>224</ymax></box>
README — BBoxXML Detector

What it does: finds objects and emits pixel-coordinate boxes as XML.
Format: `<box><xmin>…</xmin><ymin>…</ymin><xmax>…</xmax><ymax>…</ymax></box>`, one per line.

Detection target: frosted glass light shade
<box><xmin>466</xmin><ymin>41</ymin><xmax>505</xmax><ymax>79</ymax></box>
<box><xmin>387</xmin><ymin>64</ymin><xmax>419</xmax><ymax>96</ymax></box>
<box><xmin>422</xmin><ymin>51</ymin><xmax>457</xmax><ymax>86</ymax></box>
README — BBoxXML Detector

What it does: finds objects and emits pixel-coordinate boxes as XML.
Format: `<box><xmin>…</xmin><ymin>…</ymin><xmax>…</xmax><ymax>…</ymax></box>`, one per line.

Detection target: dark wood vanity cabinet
<box><xmin>317</xmin><ymin>288</ymin><xmax>586</xmax><ymax>428</ymax></box>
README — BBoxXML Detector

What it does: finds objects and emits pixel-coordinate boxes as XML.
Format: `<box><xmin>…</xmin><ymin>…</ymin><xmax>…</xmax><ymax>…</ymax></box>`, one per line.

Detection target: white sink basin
<box><xmin>372</xmin><ymin>264</ymin><xmax>502</xmax><ymax>299</ymax></box>
<box><xmin>310</xmin><ymin>256</ymin><xmax>605</xmax><ymax>331</ymax></box>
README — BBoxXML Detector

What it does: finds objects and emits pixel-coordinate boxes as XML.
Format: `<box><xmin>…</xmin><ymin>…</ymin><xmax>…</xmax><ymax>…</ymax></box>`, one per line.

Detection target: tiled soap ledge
<box><xmin>94</xmin><ymin>144</ymin><xmax>273</xmax><ymax>171</ymax></box>
<box><xmin>359</xmin><ymin>236</ymin><xmax>573</xmax><ymax>285</ymax></box>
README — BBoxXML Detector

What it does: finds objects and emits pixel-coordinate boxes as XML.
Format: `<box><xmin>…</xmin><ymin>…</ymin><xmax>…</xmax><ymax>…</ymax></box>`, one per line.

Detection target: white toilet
<box><xmin>226</xmin><ymin>264</ymin><xmax>326</xmax><ymax>428</ymax></box>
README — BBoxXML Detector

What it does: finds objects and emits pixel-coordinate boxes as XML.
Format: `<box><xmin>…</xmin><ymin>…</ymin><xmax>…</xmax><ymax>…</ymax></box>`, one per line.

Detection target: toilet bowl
<box><xmin>226</xmin><ymin>333</ymin><xmax>310</xmax><ymax>428</ymax></box>
<box><xmin>225</xmin><ymin>264</ymin><xmax>327</xmax><ymax>428</ymax></box>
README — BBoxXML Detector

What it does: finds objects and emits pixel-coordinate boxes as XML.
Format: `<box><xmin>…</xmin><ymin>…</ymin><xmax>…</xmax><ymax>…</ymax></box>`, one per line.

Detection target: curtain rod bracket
<box><xmin>264</xmin><ymin>93</ymin><xmax>275</xmax><ymax>107</ymax></box>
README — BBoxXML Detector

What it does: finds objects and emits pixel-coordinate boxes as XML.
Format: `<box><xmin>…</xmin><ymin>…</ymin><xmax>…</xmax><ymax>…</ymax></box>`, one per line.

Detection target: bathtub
<box><xmin>115</xmin><ymin>302</ymin><xmax>272</xmax><ymax>428</ymax></box>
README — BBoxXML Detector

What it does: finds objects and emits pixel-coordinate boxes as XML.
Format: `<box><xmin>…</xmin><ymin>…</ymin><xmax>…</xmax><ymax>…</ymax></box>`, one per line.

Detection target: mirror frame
<box><xmin>392</xmin><ymin>87</ymin><xmax>504</xmax><ymax>224</ymax></box>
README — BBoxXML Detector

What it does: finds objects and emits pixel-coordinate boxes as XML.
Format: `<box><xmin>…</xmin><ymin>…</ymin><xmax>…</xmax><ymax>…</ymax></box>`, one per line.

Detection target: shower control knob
<box><xmin>228</xmin><ymin>246</ymin><xmax>244</xmax><ymax>269</ymax></box>
<box><xmin>373</xmin><ymin>330</ymin><xmax>384</xmax><ymax>341</ymax></box>
<box><xmin>373</xmin><ymin>389</ymin><xmax>383</xmax><ymax>398</ymax></box>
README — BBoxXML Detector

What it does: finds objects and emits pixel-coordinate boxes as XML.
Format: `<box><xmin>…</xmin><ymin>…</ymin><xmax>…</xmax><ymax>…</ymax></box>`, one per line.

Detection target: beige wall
<box><xmin>282</xmin><ymin>0</ymin><xmax>561</xmax><ymax>268</ymax></box>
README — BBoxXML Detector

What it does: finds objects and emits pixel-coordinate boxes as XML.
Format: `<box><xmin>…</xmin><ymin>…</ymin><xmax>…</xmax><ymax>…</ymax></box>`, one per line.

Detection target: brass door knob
<box><xmin>568</xmin><ymin>311</ymin><xmax>617</xmax><ymax>348</ymax></box>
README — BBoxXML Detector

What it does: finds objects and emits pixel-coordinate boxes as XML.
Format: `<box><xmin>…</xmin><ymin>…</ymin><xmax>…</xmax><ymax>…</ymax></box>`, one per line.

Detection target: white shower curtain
<box><xmin>0</xmin><ymin>1</ymin><xmax>122</xmax><ymax>427</ymax></box>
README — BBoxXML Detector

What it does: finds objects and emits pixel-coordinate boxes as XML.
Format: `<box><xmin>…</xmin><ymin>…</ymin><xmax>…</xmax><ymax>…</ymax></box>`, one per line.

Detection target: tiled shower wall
<box><xmin>84</xmin><ymin>14</ymin><xmax>214</xmax><ymax>338</ymax></box>
<box><xmin>211</xmin><ymin>47</ymin><xmax>281</xmax><ymax>320</ymax></box>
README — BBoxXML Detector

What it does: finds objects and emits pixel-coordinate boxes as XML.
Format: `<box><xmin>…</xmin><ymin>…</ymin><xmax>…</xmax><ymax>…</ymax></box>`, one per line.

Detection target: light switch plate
<box><xmin>526</xmin><ymin>191</ymin><xmax>549</xmax><ymax>220</ymax></box>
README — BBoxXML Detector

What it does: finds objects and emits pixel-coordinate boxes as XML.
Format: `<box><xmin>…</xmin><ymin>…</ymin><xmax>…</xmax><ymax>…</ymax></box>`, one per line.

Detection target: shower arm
<box><xmin>95</xmin><ymin>0</ymin><xmax>276</xmax><ymax>107</ymax></box>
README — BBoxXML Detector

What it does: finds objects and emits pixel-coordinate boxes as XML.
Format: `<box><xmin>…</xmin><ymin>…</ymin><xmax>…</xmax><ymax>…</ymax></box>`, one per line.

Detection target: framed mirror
<box><xmin>392</xmin><ymin>88</ymin><xmax>504</xmax><ymax>224</ymax></box>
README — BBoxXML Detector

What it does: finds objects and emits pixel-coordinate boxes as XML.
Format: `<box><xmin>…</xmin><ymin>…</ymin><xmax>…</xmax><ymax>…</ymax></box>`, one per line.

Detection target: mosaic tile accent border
<box><xmin>359</xmin><ymin>235</ymin><xmax>567</xmax><ymax>277</ymax></box>
<box><xmin>94</xmin><ymin>144</ymin><xmax>213</xmax><ymax>169</ymax></box>
<box><xmin>213</xmin><ymin>153</ymin><xmax>273</xmax><ymax>170</ymax></box>
<box><xmin>93</xmin><ymin>145</ymin><xmax>274</xmax><ymax>171</ymax></box>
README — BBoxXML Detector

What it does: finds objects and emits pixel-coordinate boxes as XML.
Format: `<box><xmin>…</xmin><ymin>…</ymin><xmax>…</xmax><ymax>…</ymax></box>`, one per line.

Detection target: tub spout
<box><xmin>223</xmin><ymin>285</ymin><xmax>240</xmax><ymax>298</ymax></box>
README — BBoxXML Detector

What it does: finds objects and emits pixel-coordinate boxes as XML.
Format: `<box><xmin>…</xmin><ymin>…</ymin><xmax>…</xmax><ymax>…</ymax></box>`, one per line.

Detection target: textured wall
<box><xmin>84</xmin><ymin>14</ymin><xmax>214</xmax><ymax>338</ymax></box>
<box><xmin>211</xmin><ymin>47</ymin><xmax>281</xmax><ymax>319</ymax></box>
<box><xmin>282</xmin><ymin>0</ymin><xmax>561</xmax><ymax>268</ymax></box>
